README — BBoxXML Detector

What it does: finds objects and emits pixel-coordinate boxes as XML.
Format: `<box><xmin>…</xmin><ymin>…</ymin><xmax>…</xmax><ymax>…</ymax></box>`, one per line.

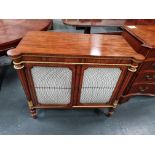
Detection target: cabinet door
<box><xmin>25</xmin><ymin>64</ymin><xmax>76</xmax><ymax>107</ymax></box>
<box><xmin>77</xmin><ymin>66</ymin><xmax>124</xmax><ymax>106</ymax></box>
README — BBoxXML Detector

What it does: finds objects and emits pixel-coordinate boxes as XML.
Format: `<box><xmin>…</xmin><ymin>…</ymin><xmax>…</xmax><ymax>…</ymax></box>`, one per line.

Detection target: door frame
<box><xmin>75</xmin><ymin>65</ymin><xmax>128</xmax><ymax>107</ymax></box>
<box><xmin>24</xmin><ymin>63</ymin><xmax>76</xmax><ymax>108</ymax></box>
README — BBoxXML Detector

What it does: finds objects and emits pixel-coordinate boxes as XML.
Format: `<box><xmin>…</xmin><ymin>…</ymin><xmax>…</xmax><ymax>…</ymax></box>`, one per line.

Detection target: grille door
<box><xmin>80</xmin><ymin>67</ymin><xmax>122</xmax><ymax>104</ymax></box>
<box><xmin>31</xmin><ymin>66</ymin><xmax>73</xmax><ymax>104</ymax></box>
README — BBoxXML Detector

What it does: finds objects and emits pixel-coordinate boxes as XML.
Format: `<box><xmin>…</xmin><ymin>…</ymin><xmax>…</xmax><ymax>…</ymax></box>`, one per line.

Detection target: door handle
<box><xmin>139</xmin><ymin>86</ymin><xmax>149</xmax><ymax>92</ymax></box>
<box><xmin>145</xmin><ymin>75</ymin><xmax>155</xmax><ymax>80</ymax></box>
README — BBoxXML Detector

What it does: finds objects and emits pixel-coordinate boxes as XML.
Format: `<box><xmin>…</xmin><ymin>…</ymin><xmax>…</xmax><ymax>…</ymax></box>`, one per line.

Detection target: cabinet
<box><xmin>122</xmin><ymin>25</ymin><xmax>155</xmax><ymax>99</ymax></box>
<box><xmin>7</xmin><ymin>31</ymin><xmax>144</xmax><ymax>118</ymax></box>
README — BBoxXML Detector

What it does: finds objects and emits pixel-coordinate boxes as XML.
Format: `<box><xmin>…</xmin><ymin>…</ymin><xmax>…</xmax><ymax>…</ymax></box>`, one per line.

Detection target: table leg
<box><xmin>84</xmin><ymin>27</ymin><xmax>91</xmax><ymax>34</ymax></box>
<box><xmin>76</xmin><ymin>26</ymin><xmax>85</xmax><ymax>30</ymax></box>
<box><xmin>0</xmin><ymin>66</ymin><xmax>6</xmax><ymax>90</ymax></box>
<box><xmin>0</xmin><ymin>55</ymin><xmax>11</xmax><ymax>90</ymax></box>
<box><xmin>50</xmin><ymin>24</ymin><xmax>54</xmax><ymax>30</ymax></box>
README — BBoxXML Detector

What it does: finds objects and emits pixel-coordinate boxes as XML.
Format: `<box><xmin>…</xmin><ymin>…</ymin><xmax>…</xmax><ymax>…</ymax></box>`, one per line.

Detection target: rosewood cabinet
<box><xmin>7</xmin><ymin>31</ymin><xmax>144</xmax><ymax>118</ymax></box>
<box><xmin>122</xmin><ymin>25</ymin><xmax>155</xmax><ymax>99</ymax></box>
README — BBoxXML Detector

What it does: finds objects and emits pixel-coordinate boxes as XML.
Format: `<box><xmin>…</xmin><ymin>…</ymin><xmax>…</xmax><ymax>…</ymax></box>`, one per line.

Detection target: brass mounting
<box><xmin>14</xmin><ymin>64</ymin><xmax>24</xmax><ymax>70</ymax></box>
<box><xmin>28</xmin><ymin>100</ymin><xmax>33</xmax><ymax>109</ymax></box>
<box><xmin>13</xmin><ymin>60</ymin><xmax>138</xmax><ymax>68</ymax></box>
<box><xmin>113</xmin><ymin>100</ymin><xmax>119</xmax><ymax>108</ymax></box>
<box><xmin>128</xmin><ymin>66</ymin><xmax>137</xmax><ymax>72</ymax></box>
<box><xmin>13</xmin><ymin>61</ymin><xmax>24</xmax><ymax>70</ymax></box>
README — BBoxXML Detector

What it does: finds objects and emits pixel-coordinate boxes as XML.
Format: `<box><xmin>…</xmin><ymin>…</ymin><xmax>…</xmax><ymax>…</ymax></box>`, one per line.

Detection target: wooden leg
<box><xmin>50</xmin><ymin>24</ymin><xmax>54</xmax><ymax>30</ymax></box>
<box><xmin>0</xmin><ymin>66</ymin><xmax>7</xmax><ymax>90</ymax></box>
<box><xmin>30</xmin><ymin>108</ymin><xmax>37</xmax><ymax>119</ymax></box>
<box><xmin>48</xmin><ymin>20</ymin><xmax>54</xmax><ymax>30</ymax></box>
<box><xmin>84</xmin><ymin>27</ymin><xmax>91</xmax><ymax>34</ymax></box>
<box><xmin>104</xmin><ymin>108</ymin><xmax>115</xmax><ymax>117</ymax></box>
<box><xmin>119</xmin><ymin>96</ymin><xmax>130</xmax><ymax>104</ymax></box>
<box><xmin>28</xmin><ymin>101</ymin><xmax>37</xmax><ymax>119</ymax></box>
<box><xmin>94</xmin><ymin>108</ymin><xmax>115</xmax><ymax>117</ymax></box>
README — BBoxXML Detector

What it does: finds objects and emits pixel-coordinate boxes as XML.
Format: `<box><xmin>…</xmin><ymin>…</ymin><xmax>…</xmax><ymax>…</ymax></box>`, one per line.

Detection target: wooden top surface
<box><xmin>63</xmin><ymin>19</ymin><xmax>155</xmax><ymax>27</ymax></box>
<box><xmin>8</xmin><ymin>31</ymin><xmax>144</xmax><ymax>61</ymax></box>
<box><xmin>124</xmin><ymin>25</ymin><xmax>155</xmax><ymax>48</ymax></box>
<box><xmin>0</xmin><ymin>19</ymin><xmax>52</xmax><ymax>49</ymax></box>
<box><xmin>63</xmin><ymin>19</ymin><xmax>126</xmax><ymax>27</ymax></box>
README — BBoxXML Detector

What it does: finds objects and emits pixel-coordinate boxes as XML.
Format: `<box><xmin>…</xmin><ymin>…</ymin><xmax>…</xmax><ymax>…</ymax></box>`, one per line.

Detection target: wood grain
<box><xmin>0</xmin><ymin>19</ymin><xmax>52</xmax><ymax>52</ymax></box>
<box><xmin>124</xmin><ymin>25</ymin><xmax>155</xmax><ymax>48</ymax></box>
<box><xmin>7</xmin><ymin>31</ymin><xmax>144</xmax><ymax>61</ymax></box>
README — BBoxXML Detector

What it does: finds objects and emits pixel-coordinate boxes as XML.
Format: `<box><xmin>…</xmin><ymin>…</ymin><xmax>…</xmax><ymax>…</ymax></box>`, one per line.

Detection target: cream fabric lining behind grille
<box><xmin>80</xmin><ymin>68</ymin><xmax>122</xmax><ymax>104</ymax></box>
<box><xmin>31</xmin><ymin>66</ymin><xmax>72</xmax><ymax>104</ymax></box>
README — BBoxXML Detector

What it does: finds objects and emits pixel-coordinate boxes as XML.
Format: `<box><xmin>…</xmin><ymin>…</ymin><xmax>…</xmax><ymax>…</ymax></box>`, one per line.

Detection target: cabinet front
<box><xmin>24</xmin><ymin>63</ymin><xmax>128</xmax><ymax>108</ymax></box>
<box><xmin>77</xmin><ymin>66</ymin><xmax>125</xmax><ymax>106</ymax></box>
<box><xmin>25</xmin><ymin>64</ymin><xmax>76</xmax><ymax>107</ymax></box>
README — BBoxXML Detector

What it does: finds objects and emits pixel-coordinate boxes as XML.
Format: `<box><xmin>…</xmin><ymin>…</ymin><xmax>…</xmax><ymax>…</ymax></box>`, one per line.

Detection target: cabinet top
<box><xmin>124</xmin><ymin>25</ymin><xmax>155</xmax><ymax>48</ymax></box>
<box><xmin>7</xmin><ymin>31</ymin><xmax>144</xmax><ymax>61</ymax></box>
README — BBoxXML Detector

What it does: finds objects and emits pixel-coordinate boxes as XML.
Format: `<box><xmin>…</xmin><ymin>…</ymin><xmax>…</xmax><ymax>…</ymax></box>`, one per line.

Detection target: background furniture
<box><xmin>122</xmin><ymin>25</ymin><xmax>155</xmax><ymax>100</ymax></box>
<box><xmin>0</xmin><ymin>19</ymin><xmax>53</xmax><ymax>55</ymax></box>
<box><xmin>63</xmin><ymin>19</ymin><xmax>125</xmax><ymax>34</ymax></box>
<box><xmin>63</xmin><ymin>19</ymin><xmax>155</xmax><ymax>34</ymax></box>
<box><xmin>7</xmin><ymin>31</ymin><xmax>144</xmax><ymax>118</ymax></box>
<box><xmin>0</xmin><ymin>19</ymin><xmax>52</xmax><ymax>89</ymax></box>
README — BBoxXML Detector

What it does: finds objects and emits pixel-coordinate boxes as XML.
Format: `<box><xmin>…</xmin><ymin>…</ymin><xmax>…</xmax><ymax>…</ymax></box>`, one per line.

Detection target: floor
<box><xmin>0</xmin><ymin>20</ymin><xmax>155</xmax><ymax>135</ymax></box>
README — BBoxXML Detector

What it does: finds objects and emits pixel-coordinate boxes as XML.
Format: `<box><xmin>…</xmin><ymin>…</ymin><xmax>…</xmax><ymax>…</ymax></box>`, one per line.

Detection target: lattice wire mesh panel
<box><xmin>31</xmin><ymin>66</ymin><xmax>72</xmax><ymax>104</ymax></box>
<box><xmin>80</xmin><ymin>68</ymin><xmax>122</xmax><ymax>104</ymax></box>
